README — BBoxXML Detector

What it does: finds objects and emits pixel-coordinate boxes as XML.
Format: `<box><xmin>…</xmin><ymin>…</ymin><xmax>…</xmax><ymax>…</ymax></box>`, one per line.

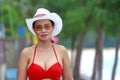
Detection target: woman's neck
<box><xmin>37</xmin><ymin>40</ymin><xmax>52</xmax><ymax>48</ymax></box>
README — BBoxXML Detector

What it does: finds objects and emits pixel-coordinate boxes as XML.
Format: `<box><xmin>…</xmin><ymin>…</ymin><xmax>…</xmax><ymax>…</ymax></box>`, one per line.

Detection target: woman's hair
<box><xmin>50</xmin><ymin>20</ymin><xmax>54</xmax><ymax>26</ymax></box>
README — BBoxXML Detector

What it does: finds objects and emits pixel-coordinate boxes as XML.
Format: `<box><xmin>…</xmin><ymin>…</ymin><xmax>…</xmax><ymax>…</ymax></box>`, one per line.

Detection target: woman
<box><xmin>17</xmin><ymin>8</ymin><xmax>74</xmax><ymax>80</ymax></box>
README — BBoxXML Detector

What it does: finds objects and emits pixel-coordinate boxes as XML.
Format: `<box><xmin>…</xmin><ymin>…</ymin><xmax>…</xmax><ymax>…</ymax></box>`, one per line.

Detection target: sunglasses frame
<box><xmin>33</xmin><ymin>25</ymin><xmax>53</xmax><ymax>31</ymax></box>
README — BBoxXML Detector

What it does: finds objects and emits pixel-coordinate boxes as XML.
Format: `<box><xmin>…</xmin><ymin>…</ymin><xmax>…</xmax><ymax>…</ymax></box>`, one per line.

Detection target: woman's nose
<box><xmin>41</xmin><ymin>27</ymin><xmax>46</xmax><ymax>32</ymax></box>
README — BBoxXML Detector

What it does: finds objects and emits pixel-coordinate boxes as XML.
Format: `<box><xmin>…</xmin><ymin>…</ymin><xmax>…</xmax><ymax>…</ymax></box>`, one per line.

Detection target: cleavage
<box><xmin>34</xmin><ymin>55</ymin><xmax>58</xmax><ymax>71</ymax></box>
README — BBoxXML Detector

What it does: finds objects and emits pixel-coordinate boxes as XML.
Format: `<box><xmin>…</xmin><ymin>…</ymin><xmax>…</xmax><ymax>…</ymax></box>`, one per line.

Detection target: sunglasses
<box><xmin>33</xmin><ymin>25</ymin><xmax>52</xmax><ymax>31</ymax></box>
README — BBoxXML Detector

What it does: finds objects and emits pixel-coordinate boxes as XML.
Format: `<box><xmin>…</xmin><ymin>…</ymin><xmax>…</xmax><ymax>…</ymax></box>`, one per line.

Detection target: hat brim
<box><xmin>25</xmin><ymin>13</ymin><xmax>62</xmax><ymax>37</ymax></box>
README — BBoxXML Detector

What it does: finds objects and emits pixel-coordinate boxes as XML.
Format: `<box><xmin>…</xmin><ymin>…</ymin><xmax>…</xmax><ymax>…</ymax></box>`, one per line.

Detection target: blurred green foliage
<box><xmin>0</xmin><ymin>0</ymin><xmax>120</xmax><ymax>38</ymax></box>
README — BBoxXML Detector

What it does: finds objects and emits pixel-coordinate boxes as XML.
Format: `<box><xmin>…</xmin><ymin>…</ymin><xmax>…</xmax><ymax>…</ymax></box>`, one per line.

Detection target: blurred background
<box><xmin>0</xmin><ymin>0</ymin><xmax>120</xmax><ymax>80</ymax></box>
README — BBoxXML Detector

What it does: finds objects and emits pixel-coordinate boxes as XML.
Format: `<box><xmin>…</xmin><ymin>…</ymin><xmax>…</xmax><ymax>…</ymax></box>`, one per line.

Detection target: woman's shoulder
<box><xmin>54</xmin><ymin>44</ymin><xmax>70</xmax><ymax>61</ymax></box>
<box><xmin>54</xmin><ymin>44</ymin><xmax>67</xmax><ymax>51</ymax></box>
<box><xmin>54</xmin><ymin>44</ymin><xmax>68</xmax><ymax>56</ymax></box>
<box><xmin>21</xmin><ymin>45</ymin><xmax>35</xmax><ymax>56</ymax></box>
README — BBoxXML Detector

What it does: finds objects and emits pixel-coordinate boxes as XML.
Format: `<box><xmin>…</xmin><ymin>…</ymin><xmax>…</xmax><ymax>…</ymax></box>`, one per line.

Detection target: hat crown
<box><xmin>34</xmin><ymin>8</ymin><xmax>50</xmax><ymax>17</ymax></box>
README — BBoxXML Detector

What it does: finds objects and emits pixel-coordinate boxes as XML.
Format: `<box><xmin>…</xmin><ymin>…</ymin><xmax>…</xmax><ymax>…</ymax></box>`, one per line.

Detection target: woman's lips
<box><xmin>41</xmin><ymin>34</ymin><xmax>48</xmax><ymax>38</ymax></box>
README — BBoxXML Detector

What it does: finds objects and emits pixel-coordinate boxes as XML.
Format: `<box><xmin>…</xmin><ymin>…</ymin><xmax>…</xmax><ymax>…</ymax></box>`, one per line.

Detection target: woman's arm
<box><xmin>61</xmin><ymin>46</ymin><xmax>74</xmax><ymax>80</ymax></box>
<box><xmin>17</xmin><ymin>48</ymin><xmax>29</xmax><ymax>80</ymax></box>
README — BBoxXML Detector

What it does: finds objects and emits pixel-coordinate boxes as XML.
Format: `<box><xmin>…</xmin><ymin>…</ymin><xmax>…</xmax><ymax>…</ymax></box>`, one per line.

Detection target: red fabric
<box><xmin>27</xmin><ymin>45</ymin><xmax>62</xmax><ymax>80</ymax></box>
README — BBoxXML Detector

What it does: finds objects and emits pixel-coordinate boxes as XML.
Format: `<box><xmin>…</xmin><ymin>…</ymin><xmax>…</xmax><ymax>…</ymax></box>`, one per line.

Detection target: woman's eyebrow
<box><xmin>45</xmin><ymin>23</ymin><xmax>51</xmax><ymax>25</ymax></box>
<box><xmin>35</xmin><ymin>24</ymin><xmax>42</xmax><ymax>26</ymax></box>
<box><xmin>36</xmin><ymin>23</ymin><xmax>50</xmax><ymax>25</ymax></box>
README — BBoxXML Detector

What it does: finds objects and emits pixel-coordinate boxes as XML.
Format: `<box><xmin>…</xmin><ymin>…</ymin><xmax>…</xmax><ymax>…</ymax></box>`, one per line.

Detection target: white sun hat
<box><xmin>25</xmin><ymin>8</ymin><xmax>63</xmax><ymax>37</ymax></box>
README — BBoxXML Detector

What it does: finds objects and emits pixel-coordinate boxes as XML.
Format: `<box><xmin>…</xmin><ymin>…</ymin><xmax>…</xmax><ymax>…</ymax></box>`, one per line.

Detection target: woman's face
<box><xmin>33</xmin><ymin>19</ymin><xmax>54</xmax><ymax>41</ymax></box>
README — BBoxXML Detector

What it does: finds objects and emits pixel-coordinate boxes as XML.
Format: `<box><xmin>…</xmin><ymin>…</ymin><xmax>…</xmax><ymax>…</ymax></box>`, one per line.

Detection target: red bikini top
<box><xmin>27</xmin><ymin>45</ymin><xmax>62</xmax><ymax>80</ymax></box>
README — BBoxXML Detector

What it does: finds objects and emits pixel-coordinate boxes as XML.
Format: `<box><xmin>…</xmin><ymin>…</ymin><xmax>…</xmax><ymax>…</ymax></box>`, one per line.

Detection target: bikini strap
<box><xmin>52</xmin><ymin>45</ymin><xmax>58</xmax><ymax>62</ymax></box>
<box><xmin>32</xmin><ymin>44</ymin><xmax>37</xmax><ymax>63</ymax></box>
